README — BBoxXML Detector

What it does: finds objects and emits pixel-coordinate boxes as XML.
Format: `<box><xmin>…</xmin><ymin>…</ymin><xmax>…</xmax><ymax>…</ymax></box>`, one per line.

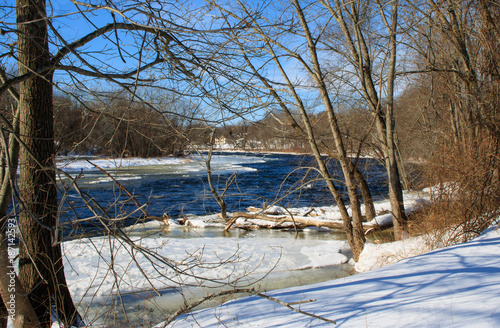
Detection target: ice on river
<box><xmin>57</xmin><ymin>156</ymin><xmax>191</xmax><ymax>171</ymax></box>
<box><xmin>57</xmin><ymin>153</ymin><xmax>265</xmax><ymax>173</ymax></box>
<box><xmin>63</xmin><ymin>228</ymin><xmax>349</xmax><ymax>305</ymax></box>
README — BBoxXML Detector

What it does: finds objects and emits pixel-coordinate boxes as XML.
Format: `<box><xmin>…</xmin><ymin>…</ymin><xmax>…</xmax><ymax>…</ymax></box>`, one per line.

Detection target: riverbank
<box><xmin>164</xmin><ymin>222</ymin><xmax>500</xmax><ymax>327</ymax></box>
<box><xmin>51</xmin><ymin>152</ymin><xmax>451</xmax><ymax>327</ymax></box>
<box><xmin>60</xmin><ymin>190</ymin><xmax>429</xmax><ymax>326</ymax></box>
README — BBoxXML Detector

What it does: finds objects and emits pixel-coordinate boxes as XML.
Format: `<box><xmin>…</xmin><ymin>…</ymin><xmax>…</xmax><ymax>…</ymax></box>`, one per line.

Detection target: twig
<box><xmin>159</xmin><ymin>288</ymin><xmax>256</xmax><ymax>327</ymax></box>
<box><xmin>161</xmin><ymin>287</ymin><xmax>336</xmax><ymax>327</ymax></box>
<box><xmin>304</xmin><ymin>207</ymin><xmax>314</xmax><ymax>216</ymax></box>
<box><xmin>87</xmin><ymin>160</ymin><xmax>149</xmax><ymax>217</ymax></box>
<box><xmin>255</xmin><ymin>292</ymin><xmax>336</xmax><ymax>324</ymax></box>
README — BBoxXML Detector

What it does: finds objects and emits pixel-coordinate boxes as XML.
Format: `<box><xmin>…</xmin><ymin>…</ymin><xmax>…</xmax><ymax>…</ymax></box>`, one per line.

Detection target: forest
<box><xmin>0</xmin><ymin>0</ymin><xmax>499</xmax><ymax>327</ymax></box>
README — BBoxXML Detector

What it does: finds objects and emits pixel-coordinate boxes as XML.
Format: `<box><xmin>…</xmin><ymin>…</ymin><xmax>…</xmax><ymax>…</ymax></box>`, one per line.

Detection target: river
<box><xmin>58</xmin><ymin>151</ymin><xmax>388</xmax><ymax>237</ymax></box>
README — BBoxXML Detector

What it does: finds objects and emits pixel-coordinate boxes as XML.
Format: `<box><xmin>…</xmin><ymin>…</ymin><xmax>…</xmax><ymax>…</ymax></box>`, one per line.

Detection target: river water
<box><xmin>59</xmin><ymin>152</ymin><xmax>388</xmax><ymax>237</ymax></box>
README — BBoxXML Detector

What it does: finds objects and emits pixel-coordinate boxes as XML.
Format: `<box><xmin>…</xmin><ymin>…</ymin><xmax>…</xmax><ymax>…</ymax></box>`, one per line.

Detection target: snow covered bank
<box><xmin>167</xmin><ymin>224</ymin><xmax>500</xmax><ymax>327</ymax></box>
<box><xmin>354</xmin><ymin>234</ymin><xmax>435</xmax><ymax>273</ymax></box>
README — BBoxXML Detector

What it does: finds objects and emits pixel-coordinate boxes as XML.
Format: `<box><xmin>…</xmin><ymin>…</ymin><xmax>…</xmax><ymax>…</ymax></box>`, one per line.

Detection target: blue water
<box><xmin>57</xmin><ymin>152</ymin><xmax>388</xmax><ymax>236</ymax></box>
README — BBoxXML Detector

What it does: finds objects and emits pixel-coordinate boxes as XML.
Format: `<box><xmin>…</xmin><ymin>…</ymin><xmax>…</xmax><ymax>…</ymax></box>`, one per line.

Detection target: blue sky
<box><xmin>1</xmin><ymin>0</ymin><xmax>404</xmax><ymax>125</ymax></box>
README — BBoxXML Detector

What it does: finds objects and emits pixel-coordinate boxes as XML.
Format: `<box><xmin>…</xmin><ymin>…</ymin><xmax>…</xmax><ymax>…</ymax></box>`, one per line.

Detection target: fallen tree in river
<box><xmin>224</xmin><ymin>211</ymin><xmax>392</xmax><ymax>234</ymax></box>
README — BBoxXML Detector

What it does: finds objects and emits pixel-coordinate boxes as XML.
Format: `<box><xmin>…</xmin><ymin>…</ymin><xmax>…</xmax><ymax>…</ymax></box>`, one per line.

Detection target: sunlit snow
<box><xmin>165</xmin><ymin>224</ymin><xmax>500</xmax><ymax>328</ymax></box>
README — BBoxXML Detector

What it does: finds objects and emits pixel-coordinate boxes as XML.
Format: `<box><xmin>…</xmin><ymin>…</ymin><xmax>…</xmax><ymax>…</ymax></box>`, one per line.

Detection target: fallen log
<box><xmin>224</xmin><ymin>215</ymin><xmax>239</xmax><ymax>232</ymax></box>
<box><xmin>246</xmin><ymin>206</ymin><xmax>317</xmax><ymax>217</ymax></box>
<box><xmin>230</xmin><ymin>212</ymin><xmax>390</xmax><ymax>232</ymax></box>
<box><xmin>231</xmin><ymin>212</ymin><xmax>346</xmax><ymax>230</ymax></box>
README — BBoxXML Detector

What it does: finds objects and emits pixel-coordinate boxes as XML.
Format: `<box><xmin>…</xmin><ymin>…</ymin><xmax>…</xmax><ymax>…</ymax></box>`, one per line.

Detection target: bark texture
<box><xmin>16</xmin><ymin>0</ymin><xmax>79</xmax><ymax>325</ymax></box>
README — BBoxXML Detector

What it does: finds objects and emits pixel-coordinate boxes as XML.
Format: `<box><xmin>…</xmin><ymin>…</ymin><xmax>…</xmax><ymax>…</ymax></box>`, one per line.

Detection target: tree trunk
<box><xmin>0</xmin><ymin>88</ymin><xmax>40</xmax><ymax>327</ymax></box>
<box><xmin>0</xmin><ymin>239</ymin><xmax>40</xmax><ymax>328</ymax></box>
<box><xmin>323</xmin><ymin>0</ymin><xmax>407</xmax><ymax>240</ymax></box>
<box><xmin>292</xmin><ymin>0</ymin><xmax>365</xmax><ymax>260</ymax></box>
<box><xmin>206</xmin><ymin>130</ymin><xmax>228</xmax><ymax>220</ymax></box>
<box><xmin>16</xmin><ymin>0</ymin><xmax>80</xmax><ymax>325</ymax></box>
<box><xmin>238</xmin><ymin>38</ymin><xmax>353</xmax><ymax>225</ymax></box>
<box><xmin>383</xmin><ymin>0</ymin><xmax>407</xmax><ymax>239</ymax></box>
<box><xmin>354</xmin><ymin>167</ymin><xmax>376</xmax><ymax>222</ymax></box>
<box><xmin>321</xmin><ymin>149</ymin><xmax>376</xmax><ymax>222</ymax></box>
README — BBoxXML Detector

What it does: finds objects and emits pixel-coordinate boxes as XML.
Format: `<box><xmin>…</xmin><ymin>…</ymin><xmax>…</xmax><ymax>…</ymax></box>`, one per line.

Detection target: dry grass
<box><xmin>408</xmin><ymin>135</ymin><xmax>500</xmax><ymax>245</ymax></box>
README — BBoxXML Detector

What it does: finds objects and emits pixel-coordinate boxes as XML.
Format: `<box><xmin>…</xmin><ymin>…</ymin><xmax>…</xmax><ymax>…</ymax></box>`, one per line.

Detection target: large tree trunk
<box><xmin>0</xmin><ymin>239</ymin><xmax>40</xmax><ymax>328</ymax></box>
<box><xmin>0</xmin><ymin>85</ymin><xmax>40</xmax><ymax>327</ymax></box>
<box><xmin>16</xmin><ymin>0</ymin><xmax>80</xmax><ymax>325</ymax></box>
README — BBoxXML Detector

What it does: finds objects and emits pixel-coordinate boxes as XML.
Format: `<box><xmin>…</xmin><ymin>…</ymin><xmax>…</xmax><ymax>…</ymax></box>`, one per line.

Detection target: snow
<box><xmin>262</xmin><ymin>205</ymin><xmax>288</xmax><ymax>215</ymax></box>
<box><xmin>57</xmin><ymin>156</ymin><xmax>191</xmax><ymax>171</ymax></box>
<box><xmin>354</xmin><ymin>234</ymin><xmax>433</xmax><ymax>272</ymax></box>
<box><xmin>62</xmin><ymin>232</ymin><xmax>349</xmax><ymax>305</ymax></box>
<box><xmin>166</xmin><ymin>224</ymin><xmax>500</xmax><ymax>328</ymax></box>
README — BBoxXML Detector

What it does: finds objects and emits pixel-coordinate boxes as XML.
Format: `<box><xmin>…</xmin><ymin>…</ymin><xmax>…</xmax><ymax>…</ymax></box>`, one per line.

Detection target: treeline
<box><xmin>213</xmin><ymin>101</ymin><xmax>430</xmax><ymax>165</ymax></box>
<box><xmin>52</xmin><ymin>94</ymin><xmax>208</xmax><ymax>157</ymax></box>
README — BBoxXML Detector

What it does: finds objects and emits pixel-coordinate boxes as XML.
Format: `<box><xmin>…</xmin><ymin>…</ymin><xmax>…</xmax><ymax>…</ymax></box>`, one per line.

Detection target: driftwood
<box><xmin>246</xmin><ymin>206</ymin><xmax>318</xmax><ymax>217</ymax></box>
<box><xmin>148</xmin><ymin>215</ymin><xmax>172</xmax><ymax>226</ymax></box>
<box><xmin>232</xmin><ymin>212</ymin><xmax>342</xmax><ymax>230</ymax></box>
<box><xmin>227</xmin><ymin>212</ymin><xmax>390</xmax><ymax>233</ymax></box>
<box><xmin>151</xmin><ymin>210</ymin><xmax>392</xmax><ymax>234</ymax></box>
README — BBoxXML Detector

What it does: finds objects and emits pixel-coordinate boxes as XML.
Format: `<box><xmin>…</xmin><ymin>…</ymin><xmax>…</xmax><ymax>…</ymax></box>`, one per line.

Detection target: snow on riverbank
<box><xmin>56</xmin><ymin>152</ymin><xmax>268</xmax><ymax>172</ymax></box>
<box><xmin>166</xmin><ymin>223</ymin><xmax>500</xmax><ymax>328</ymax></box>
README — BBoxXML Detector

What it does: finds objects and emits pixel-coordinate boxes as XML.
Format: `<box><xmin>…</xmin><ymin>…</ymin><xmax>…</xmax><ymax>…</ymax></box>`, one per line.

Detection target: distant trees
<box><xmin>54</xmin><ymin>93</ymin><xmax>200</xmax><ymax>157</ymax></box>
<box><xmin>213</xmin><ymin>115</ymin><xmax>310</xmax><ymax>152</ymax></box>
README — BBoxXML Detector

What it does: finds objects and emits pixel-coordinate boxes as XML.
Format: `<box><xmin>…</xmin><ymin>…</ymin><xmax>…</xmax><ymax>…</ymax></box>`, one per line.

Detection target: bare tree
<box><xmin>319</xmin><ymin>0</ymin><xmax>408</xmax><ymax>239</ymax></box>
<box><xmin>204</xmin><ymin>129</ymin><xmax>235</xmax><ymax>220</ymax></box>
<box><xmin>398</xmin><ymin>0</ymin><xmax>500</xmax><ymax>237</ymax></box>
<box><xmin>206</xmin><ymin>0</ymin><xmax>372</xmax><ymax>259</ymax></box>
<box><xmin>406</xmin><ymin>0</ymin><xmax>500</xmax><ymax>142</ymax></box>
